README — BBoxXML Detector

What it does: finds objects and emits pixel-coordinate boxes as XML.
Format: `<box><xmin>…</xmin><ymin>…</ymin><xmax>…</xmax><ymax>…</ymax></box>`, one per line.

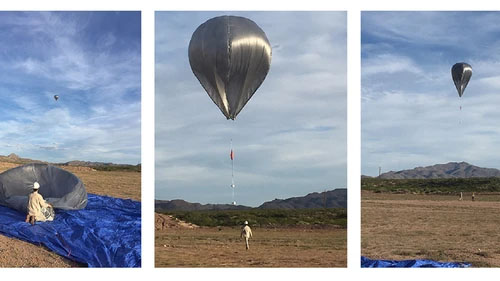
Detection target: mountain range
<box><xmin>154</xmin><ymin>200</ymin><xmax>251</xmax><ymax>211</ymax></box>
<box><xmin>378</xmin><ymin>162</ymin><xmax>500</xmax><ymax>179</ymax></box>
<box><xmin>0</xmin><ymin>153</ymin><xmax>140</xmax><ymax>171</ymax></box>
<box><xmin>259</xmin><ymin>189</ymin><xmax>347</xmax><ymax>209</ymax></box>
<box><xmin>155</xmin><ymin>188</ymin><xmax>347</xmax><ymax>212</ymax></box>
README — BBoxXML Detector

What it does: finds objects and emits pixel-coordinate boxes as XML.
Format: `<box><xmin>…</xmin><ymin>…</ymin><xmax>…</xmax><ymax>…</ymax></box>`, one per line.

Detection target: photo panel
<box><xmin>361</xmin><ymin>11</ymin><xmax>500</xmax><ymax>268</ymax></box>
<box><xmin>0</xmin><ymin>11</ymin><xmax>141</xmax><ymax>268</ymax></box>
<box><xmin>155</xmin><ymin>11</ymin><xmax>347</xmax><ymax>268</ymax></box>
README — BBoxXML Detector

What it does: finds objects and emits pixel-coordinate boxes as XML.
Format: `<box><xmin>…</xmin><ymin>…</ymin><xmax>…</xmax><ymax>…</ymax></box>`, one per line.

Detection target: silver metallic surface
<box><xmin>451</xmin><ymin>62</ymin><xmax>472</xmax><ymax>97</ymax></box>
<box><xmin>188</xmin><ymin>16</ymin><xmax>272</xmax><ymax>120</ymax></box>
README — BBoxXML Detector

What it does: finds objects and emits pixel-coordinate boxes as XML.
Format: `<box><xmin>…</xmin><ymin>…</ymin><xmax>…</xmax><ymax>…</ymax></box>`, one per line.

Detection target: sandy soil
<box><xmin>362</xmin><ymin>191</ymin><xmax>500</xmax><ymax>267</ymax></box>
<box><xmin>63</xmin><ymin>166</ymin><xmax>141</xmax><ymax>201</ymax></box>
<box><xmin>0</xmin><ymin>162</ymin><xmax>141</xmax><ymax>267</ymax></box>
<box><xmin>155</xmin><ymin>215</ymin><xmax>347</xmax><ymax>267</ymax></box>
<box><xmin>155</xmin><ymin>213</ymin><xmax>198</xmax><ymax>230</ymax></box>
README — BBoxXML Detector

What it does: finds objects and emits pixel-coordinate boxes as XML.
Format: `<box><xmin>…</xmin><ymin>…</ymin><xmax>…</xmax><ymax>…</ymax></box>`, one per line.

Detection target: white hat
<box><xmin>244</xmin><ymin>221</ymin><xmax>248</xmax><ymax>225</ymax></box>
<box><xmin>33</xmin><ymin>182</ymin><xmax>40</xmax><ymax>190</ymax></box>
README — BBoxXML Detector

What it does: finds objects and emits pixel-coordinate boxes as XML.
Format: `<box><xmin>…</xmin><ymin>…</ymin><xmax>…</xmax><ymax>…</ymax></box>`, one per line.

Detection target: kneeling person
<box><xmin>25</xmin><ymin>182</ymin><xmax>55</xmax><ymax>225</ymax></box>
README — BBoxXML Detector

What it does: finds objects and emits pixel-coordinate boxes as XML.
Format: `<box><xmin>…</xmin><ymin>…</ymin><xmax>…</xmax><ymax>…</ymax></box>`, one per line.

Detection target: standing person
<box><xmin>472</xmin><ymin>192</ymin><xmax>475</xmax><ymax>201</ymax></box>
<box><xmin>25</xmin><ymin>182</ymin><xmax>55</xmax><ymax>225</ymax></box>
<box><xmin>459</xmin><ymin>192</ymin><xmax>463</xmax><ymax>201</ymax></box>
<box><xmin>240</xmin><ymin>221</ymin><xmax>253</xmax><ymax>250</ymax></box>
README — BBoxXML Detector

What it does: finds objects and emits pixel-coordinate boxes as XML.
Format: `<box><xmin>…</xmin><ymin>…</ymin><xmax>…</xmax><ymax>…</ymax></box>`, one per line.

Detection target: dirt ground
<box><xmin>155</xmin><ymin>214</ymin><xmax>347</xmax><ymax>267</ymax></box>
<box><xmin>0</xmin><ymin>162</ymin><xmax>141</xmax><ymax>267</ymax></box>
<box><xmin>362</xmin><ymin>191</ymin><xmax>500</xmax><ymax>267</ymax></box>
<box><xmin>63</xmin><ymin>166</ymin><xmax>141</xmax><ymax>201</ymax></box>
<box><xmin>156</xmin><ymin>213</ymin><xmax>199</xmax><ymax>230</ymax></box>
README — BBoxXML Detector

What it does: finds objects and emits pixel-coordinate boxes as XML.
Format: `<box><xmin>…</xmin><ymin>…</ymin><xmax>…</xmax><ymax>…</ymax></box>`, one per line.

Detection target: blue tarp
<box><xmin>361</xmin><ymin>256</ymin><xmax>471</xmax><ymax>268</ymax></box>
<box><xmin>0</xmin><ymin>193</ymin><xmax>141</xmax><ymax>267</ymax></box>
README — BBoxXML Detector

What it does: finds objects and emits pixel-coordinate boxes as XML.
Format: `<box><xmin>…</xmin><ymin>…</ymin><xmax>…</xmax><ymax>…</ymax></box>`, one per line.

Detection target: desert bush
<box><xmin>361</xmin><ymin>177</ymin><xmax>500</xmax><ymax>194</ymax></box>
<box><xmin>161</xmin><ymin>208</ymin><xmax>347</xmax><ymax>228</ymax></box>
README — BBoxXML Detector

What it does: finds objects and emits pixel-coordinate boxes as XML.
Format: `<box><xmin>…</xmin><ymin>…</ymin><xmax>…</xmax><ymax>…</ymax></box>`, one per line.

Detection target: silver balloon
<box><xmin>188</xmin><ymin>16</ymin><xmax>272</xmax><ymax>120</ymax></box>
<box><xmin>451</xmin><ymin>62</ymin><xmax>472</xmax><ymax>98</ymax></box>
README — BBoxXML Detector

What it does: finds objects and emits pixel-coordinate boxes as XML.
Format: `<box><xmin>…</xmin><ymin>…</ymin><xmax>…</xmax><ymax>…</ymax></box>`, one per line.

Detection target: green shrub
<box><xmin>161</xmin><ymin>208</ymin><xmax>347</xmax><ymax>228</ymax></box>
<box><xmin>361</xmin><ymin>177</ymin><xmax>500</xmax><ymax>194</ymax></box>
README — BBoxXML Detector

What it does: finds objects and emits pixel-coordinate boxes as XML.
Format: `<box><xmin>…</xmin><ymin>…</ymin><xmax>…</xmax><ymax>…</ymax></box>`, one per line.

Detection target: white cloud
<box><xmin>362</xmin><ymin>54</ymin><xmax>424</xmax><ymax>76</ymax></box>
<box><xmin>0</xmin><ymin>12</ymin><xmax>141</xmax><ymax>164</ymax></box>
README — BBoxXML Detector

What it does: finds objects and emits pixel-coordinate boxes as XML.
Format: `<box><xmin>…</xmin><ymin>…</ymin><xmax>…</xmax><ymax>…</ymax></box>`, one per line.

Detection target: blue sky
<box><xmin>155</xmin><ymin>11</ymin><xmax>346</xmax><ymax>206</ymax></box>
<box><xmin>362</xmin><ymin>11</ymin><xmax>500</xmax><ymax>176</ymax></box>
<box><xmin>0</xmin><ymin>12</ymin><xmax>141</xmax><ymax>164</ymax></box>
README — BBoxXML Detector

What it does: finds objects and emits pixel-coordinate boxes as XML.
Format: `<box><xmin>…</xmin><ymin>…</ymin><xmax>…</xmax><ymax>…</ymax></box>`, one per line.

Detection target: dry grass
<box><xmin>362</xmin><ymin>191</ymin><xmax>500</xmax><ymax>267</ymax></box>
<box><xmin>0</xmin><ymin>162</ymin><xmax>141</xmax><ymax>267</ymax></box>
<box><xmin>156</xmin><ymin>226</ymin><xmax>346</xmax><ymax>267</ymax></box>
<box><xmin>63</xmin><ymin>166</ymin><xmax>141</xmax><ymax>201</ymax></box>
<box><xmin>0</xmin><ymin>162</ymin><xmax>20</xmax><ymax>173</ymax></box>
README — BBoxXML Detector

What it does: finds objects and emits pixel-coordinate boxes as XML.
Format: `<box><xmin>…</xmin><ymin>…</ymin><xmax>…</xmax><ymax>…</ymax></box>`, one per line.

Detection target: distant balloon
<box><xmin>188</xmin><ymin>16</ymin><xmax>272</xmax><ymax>120</ymax></box>
<box><xmin>54</xmin><ymin>95</ymin><xmax>59</xmax><ymax>101</ymax></box>
<box><xmin>451</xmin><ymin>63</ymin><xmax>472</xmax><ymax>98</ymax></box>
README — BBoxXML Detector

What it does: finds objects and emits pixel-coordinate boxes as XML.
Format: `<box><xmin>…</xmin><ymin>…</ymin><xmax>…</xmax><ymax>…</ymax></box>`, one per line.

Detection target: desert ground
<box><xmin>0</xmin><ymin>161</ymin><xmax>141</xmax><ymax>267</ymax></box>
<box><xmin>362</xmin><ymin>190</ymin><xmax>500</xmax><ymax>267</ymax></box>
<box><xmin>155</xmin><ymin>213</ymin><xmax>347</xmax><ymax>267</ymax></box>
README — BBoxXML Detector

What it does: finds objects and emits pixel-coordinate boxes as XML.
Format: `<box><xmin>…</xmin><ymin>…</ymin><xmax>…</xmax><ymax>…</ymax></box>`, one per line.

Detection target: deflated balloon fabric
<box><xmin>0</xmin><ymin>194</ymin><xmax>141</xmax><ymax>267</ymax></box>
<box><xmin>188</xmin><ymin>15</ymin><xmax>272</xmax><ymax>120</ymax></box>
<box><xmin>0</xmin><ymin>163</ymin><xmax>88</xmax><ymax>213</ymax></box>
<box><xmin>361</xmin><ymin>256</ymin><xmax>471</xmax><ymax>268</ymax></box>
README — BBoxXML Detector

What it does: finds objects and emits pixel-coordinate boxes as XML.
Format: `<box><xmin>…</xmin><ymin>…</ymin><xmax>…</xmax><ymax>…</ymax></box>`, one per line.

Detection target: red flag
<box><xmin>230</xmin><ymin>149</ymin><xmax>234</xmax><ymax>160</ymax></box>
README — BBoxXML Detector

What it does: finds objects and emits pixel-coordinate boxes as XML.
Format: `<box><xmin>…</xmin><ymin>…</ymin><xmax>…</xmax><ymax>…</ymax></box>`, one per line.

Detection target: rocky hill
<box><xmin>155</xmin><ymin>199</ymin><xmax>251</xmax><ymax>212</ymax></box>
<box><xmin>258</xmin><ymin>189</ymin><xmax>347</xmax><ymax>209</ymax></box>
<box><xmin>59</xmin><ymin>161</ymin><xmax>140</xmax><ymax>172</ymax></box>
<box><xmin>379</xmin><ymin>162</ymin><xmax>500</xmax><ymax>179</ymax></box>
<box><xmin>0</xmin><ymin>153</ymin><xmax>45</xmax><ymax>164</ymax></box>
<box><xmin>155</xmin><ymin>213</ymin><xmax>199</xmax><ymax>230</ymax></box>
<box><xmin>155</xmin><ymin>188</ymin><xmax>347</xmax><ymax>212</ymax></box>
<box><xmin>0</xmin><ymin>153</ymin><xmax>139</xmax><ymax>172</ymax></box>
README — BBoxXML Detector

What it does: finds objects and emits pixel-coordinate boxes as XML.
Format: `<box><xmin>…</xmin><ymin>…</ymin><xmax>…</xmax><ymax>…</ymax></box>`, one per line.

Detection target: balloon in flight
<box><xmin>188</xmin><ymin>16</ymin><xmax>272</xmax><ymax>120</ymax></box>
<box><xmin>451</xmin><ymin>62</ymin><xmax>472</xmax><ymax>98</ymax></box>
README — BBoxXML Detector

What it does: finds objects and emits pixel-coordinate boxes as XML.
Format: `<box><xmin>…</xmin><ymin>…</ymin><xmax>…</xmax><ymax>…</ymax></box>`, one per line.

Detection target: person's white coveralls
<box><xmin>27</xmin><ymin>182</ymin><xmax>55</xmax><ymax>223</ymax></box>
<box><xmin>240</xmin><ymin>221</ymin><xmax>253</xmax><ymax>250</ymax></box>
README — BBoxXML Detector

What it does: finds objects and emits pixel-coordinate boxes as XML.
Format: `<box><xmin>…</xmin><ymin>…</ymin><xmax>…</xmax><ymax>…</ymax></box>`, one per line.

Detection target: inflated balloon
<box><xmin>54</xmin><ymin>95</ymin><xmax>59</xmax><ymax>101</ymax></box>
<box><xmin>451</xmin><ymin>63</ymin><xmax>472</xmax><ymax>98</ymax></box>
<box><xmin>188</xmin><ymin>16</ymin><xmax>272</xmax><ymax>120</ymax></box>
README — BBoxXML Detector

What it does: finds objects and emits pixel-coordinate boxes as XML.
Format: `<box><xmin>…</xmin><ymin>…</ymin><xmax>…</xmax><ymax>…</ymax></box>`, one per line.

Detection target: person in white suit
<box><xmin>26</xmin><ymin>182</ymin><xmax>54</xmax><ymax>225</ymax></box>
<box><xmin>240</xmin><ymin>221</ymin><xmax>253</xmax><ymax>250</ymax></box>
